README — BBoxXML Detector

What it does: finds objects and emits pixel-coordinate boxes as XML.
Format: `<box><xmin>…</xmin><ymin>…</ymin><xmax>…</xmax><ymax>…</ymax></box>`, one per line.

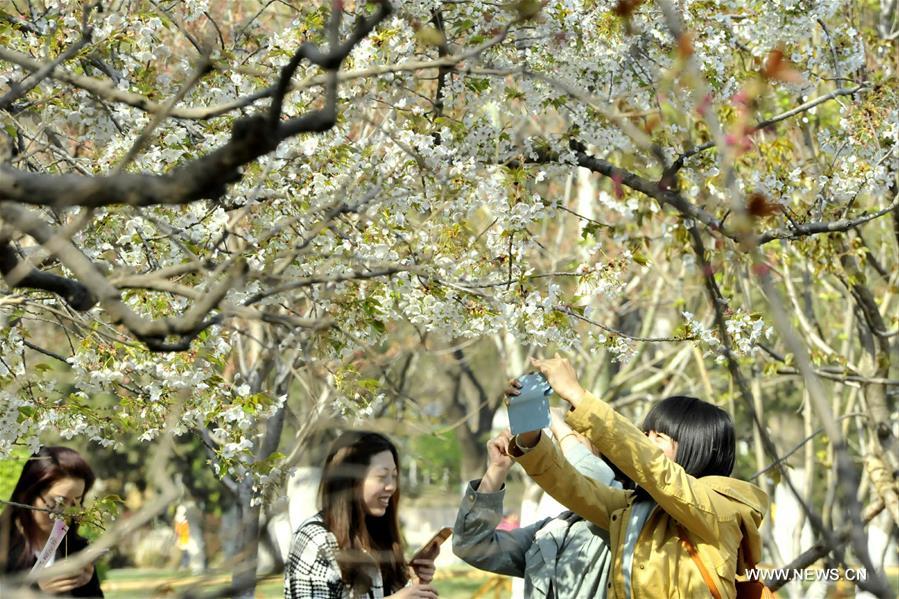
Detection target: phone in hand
<box><xmin>508</xmin><ymin>372</ymin><xmax>553</xmax><ymax>435</ymax></box>
<box><xmin>410</xmin><ymin>527</ymin><xmax>452</xmax><ymax>562</ymax></box>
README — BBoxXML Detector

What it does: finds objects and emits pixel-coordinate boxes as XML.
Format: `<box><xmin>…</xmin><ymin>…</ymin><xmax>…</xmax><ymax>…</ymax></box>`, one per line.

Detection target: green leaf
<box><xmin>582</xmin><ymin>222</ymin><xmax>602</xmax><ymax>239</ymax></box>
<box><xmin>414</xmin><ymin>25</ymin><xmax>445</xmax><ymax>47</ymax></box>
<box><xmin>631</xmin><ymin>251</ymin><xmax>650</xmax><ymax>266</ymax></box>
<box><xmin>464</xmin><ymin>78</ymin><xmax>491</xmax><ymax>93</ymax></box>
<box><xmin>513</xmin><ymin>0</ymin><xmax>544</xmax><ymax>19</ymax></box>
<box><xmin>358</xmin><ymin>378</ymin><xmax>381</xmax><ymax>392</ymax></box>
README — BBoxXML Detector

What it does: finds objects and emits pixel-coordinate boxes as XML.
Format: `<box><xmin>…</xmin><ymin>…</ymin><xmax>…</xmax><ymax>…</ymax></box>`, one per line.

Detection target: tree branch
<box><xmin>0</xmin><ymin>3</ymin><xmax>95</xmax><ymax>111</ymax></box>
<box><xmin>758</xmin><ymin>192</ymin><xmax>899</xmax><ymax>244</ymax></box>
<box><xmin>690</xmin><ymin>225</ymin><xmax>894</xmax><ymax>597</ymax></box>
<box><xmin>116</xmin><ymin>57</ymin><xmax>213</xmax><ymax>171</ymax></box>
<box><xmin>533</xmin><ymin>142</ymin><xmax>897</xmax><ymax>249</ymax></box>
<box><xmin>0</xmin><ymin>6</ymin><xmax>514</xmax><ymax>123</ymax></box>
<box><xmin>0</xmin><ymin>239</ymin><xmax>96</xmax><ymax>311</ymax></box>
<box><xmin>269</xmin><ymin>2</ymin><xmax>387</xmax><ymax>127</ymax></box>
<box><xmin>687</xmin><ymin>225</ymin><xmax>841</xmax><ymax>570</ymax></box>
<box><xmin>556</xmin><ymin>140</ymin><xmax>730</xmax><ymax>235</ymax></box>
<box><xmin>22</xmin><ymin>338</ymin><xmax>71</xmax><ymax>363</ymax></box>
<box><xmin>554</xmin><ymin>305</ymin><xmax>695</xmax><ymax>342</ymax></box>
<box><xmin>0</xmin><ymin>203</ymin><xmax>245</xmax><ymax>351</ymax></box>
<box><xmin>0</xmin><ymin>3</ymin><xmax>394</xmax><ymax>209</ymax></box>
<box><xmin>242</xmin><ymin>264</ymin><xmax>423</xmax><ymax>306</ymax></box>
<box><xmin>768</xmin><ymin>499</ymin><xmax>886</xmax><ymax>592</ymax></box>
<box><xmin>665</xmin><ymin>85</ymin><xmax>866</xmax><ymax>178</ymax></box>
<box><xmin>749</xmin><ymin>412</ymin><xmax>868</xmax><ymax>480</ymax></box>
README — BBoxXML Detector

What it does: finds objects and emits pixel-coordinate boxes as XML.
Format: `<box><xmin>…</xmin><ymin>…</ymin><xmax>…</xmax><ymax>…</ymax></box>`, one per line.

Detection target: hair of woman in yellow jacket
<box><xmin>641</xmin><ymin>395</ymin><xmax>736</xmax><ymax>478</ymax></box>
<box><xmin>599</xmin><ymin>395</ymin><xmax>737</xmax><ymax>504</ymax></box>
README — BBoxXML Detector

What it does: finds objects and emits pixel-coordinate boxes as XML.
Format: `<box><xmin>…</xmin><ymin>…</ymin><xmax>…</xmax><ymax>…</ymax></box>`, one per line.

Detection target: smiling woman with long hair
<box><xmin>0</xmin><ymin>446</ymin><xmax>103</xmax><ymax>597</ymax></box>
<box><xmin>284</xmin><ymin>431</ymin><xmax>439</xmax><ymax>599</ymax></box>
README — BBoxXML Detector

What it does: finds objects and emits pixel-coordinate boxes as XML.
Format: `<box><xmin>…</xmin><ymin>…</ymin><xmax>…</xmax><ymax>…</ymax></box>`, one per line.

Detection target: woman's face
<box><xmin>32</xmin><ymin>477</ymin><xmax>86</xmax><ymax>534</ymax></box>
<box><xmin>647</xmin><ymin>430</ymin><xmax>678</xmax><ymax>461</ymax></box>
<box><xmin>361</xmin><ymin>450</ymin><xmax>398</xmax><ymax>517</ymax></box>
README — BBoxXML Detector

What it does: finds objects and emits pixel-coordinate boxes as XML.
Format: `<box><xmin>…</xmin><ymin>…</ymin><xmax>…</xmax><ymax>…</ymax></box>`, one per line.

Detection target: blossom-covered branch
<box><xmin>0</xmin><ymin>239</ymin><xmax>96</xmax><ymax>311</ymax></box>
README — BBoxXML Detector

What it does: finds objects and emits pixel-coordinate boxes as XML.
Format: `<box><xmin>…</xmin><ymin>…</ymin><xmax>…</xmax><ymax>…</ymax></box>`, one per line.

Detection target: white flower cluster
<box><xmin>725</xmin><ymin>311</ymin><xmax>773</xmax><ymax>356</ymax></box>
<box><xmin>680</xmin><ymin>307</ymin><xmax>774</xmax><ymax>366</ymax></box>
<box><xmin>0</xmin><ymin>0</ymin><xmax>889</xmax><ymax>513</ymax></box>
<box><xmin>682</xmin><ymin>311</ymin><xmax>720</xmax><ymax>350</ymax></box>
<box><xmin>575</xmin><ymin>259</ymin><xmax>628</xmax><ymax>300</ymax></box>
<box><xmin>0</xmin><ymin>389</ymin><xmax>36</xmax><ymax>456</ymax></box>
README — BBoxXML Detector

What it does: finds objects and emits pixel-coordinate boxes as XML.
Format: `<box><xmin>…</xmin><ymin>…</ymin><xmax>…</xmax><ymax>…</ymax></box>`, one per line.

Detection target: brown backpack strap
<box><xmin>739</xmin><ymin>529</ymin><xmax>767</xmax><ymax>584</ymax></box>
<box><xmin>677</xmin><ymin>524</ymin><xmax>722</xmax><ymax>599</ymax></box>
<box><xmin>740</xmin><ymin>533</ymin><xmax>757</xmax><ymax>570</ymax></box>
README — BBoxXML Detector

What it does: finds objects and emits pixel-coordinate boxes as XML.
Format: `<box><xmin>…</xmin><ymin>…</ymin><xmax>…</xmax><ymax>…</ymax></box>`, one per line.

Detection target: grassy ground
<box><xmin>101</xmin><ymin>567</ymin><xmax>897</xmax><ymax>598</ymax></box>
<box><xmin>102</xmin><ymin>568</ymin><xmax>505</xmax><ymax>598</ymax></box>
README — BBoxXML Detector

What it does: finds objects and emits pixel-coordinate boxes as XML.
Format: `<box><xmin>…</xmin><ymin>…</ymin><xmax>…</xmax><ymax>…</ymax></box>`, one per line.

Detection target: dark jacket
<box><xmin>3</xmin><ymin>529</ymin><xmax>104</xmax><ymax>598</ymax></box>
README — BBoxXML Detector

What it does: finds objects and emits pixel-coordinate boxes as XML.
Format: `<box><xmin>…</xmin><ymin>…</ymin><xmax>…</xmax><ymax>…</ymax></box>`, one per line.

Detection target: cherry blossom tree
<box><xmin>0</xmin><ymin>0</ymin><xmax>897</xmax><ymax>596</ymax></box>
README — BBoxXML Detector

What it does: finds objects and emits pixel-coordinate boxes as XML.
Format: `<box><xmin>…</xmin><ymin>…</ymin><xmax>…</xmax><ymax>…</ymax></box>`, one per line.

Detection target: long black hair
<box><xmin>641</xmin><ymin>395</ymin><xmax>736</xmax><ymax>478</ymax></box>
<box><xmin>609</xmin><ymin>396</ymin><xmax>736</xmax><ymax>497</ymax></box>
<box><xmin>0</xmin><ymin>447</ymin><xmax>96</xmax><ymax>572</ymax></box>
<box><xmin>319</xmin><ymin>431</ymin><xmax>408</xmax><ymax>595</ymax></box>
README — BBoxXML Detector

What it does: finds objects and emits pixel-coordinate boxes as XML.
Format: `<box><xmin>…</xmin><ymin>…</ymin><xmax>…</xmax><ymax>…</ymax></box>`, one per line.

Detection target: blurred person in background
<box><xmin>284</xmin><ymin>431</ymin><xmax>439</xmax><ymax>599</ymax></box>
<box><xmin>0</xmin><ymin>446</ymin><xmax>103</xmax><ymax>597</ymax></box>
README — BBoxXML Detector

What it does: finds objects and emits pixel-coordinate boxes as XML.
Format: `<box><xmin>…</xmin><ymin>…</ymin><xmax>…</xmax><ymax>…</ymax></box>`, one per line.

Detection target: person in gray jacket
<box><xmin>452</xmin><ymin>411</ymin><xmax>621</xmax><ymax>598</ymax></box>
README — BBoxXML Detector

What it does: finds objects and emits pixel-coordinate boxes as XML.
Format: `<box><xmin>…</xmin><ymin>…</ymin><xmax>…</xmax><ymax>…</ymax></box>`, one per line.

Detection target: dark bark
<box><xmin>0</xmin><ymin>240</ymin><xmax>96</xmax><ymax>310</ymax></box>
<box><xmin>445</xmin><ymin>371</ymin><xmax>488</xmax><ymax>480</ymax></box>
<box><xmin>445</xmin><ymin>349</ymin><xmax>501</xmax><ymax>480</ymax></box>
<box><xmin>232</xmin><ymin>362</ymin><xmax>287</xmax><ymax>599</ymax></box>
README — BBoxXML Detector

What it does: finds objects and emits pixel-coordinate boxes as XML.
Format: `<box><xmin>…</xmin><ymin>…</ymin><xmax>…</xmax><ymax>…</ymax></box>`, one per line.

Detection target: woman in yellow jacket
<box><xmin>508</xmin><ymin>356</ymin><xmax>769</xmax><ymax>599</ymax></box>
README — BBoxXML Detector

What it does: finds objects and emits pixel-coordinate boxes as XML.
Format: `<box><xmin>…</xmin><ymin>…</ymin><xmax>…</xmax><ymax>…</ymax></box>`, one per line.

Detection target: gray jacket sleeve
<box><xmin>562</xmin><ymin>440</ymin><xmax>619</xmax><ymax>486</ymax></box>
<box><xmin>452</xmin><ymin>480</ymin><xmax>549</xmax><ymax>577</ymax></box>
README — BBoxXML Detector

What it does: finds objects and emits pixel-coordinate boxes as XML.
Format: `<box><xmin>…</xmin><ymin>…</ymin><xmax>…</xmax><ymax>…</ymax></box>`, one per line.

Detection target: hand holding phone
<box><xmin>410</xmin><ymin>527</ymin><xmax>452</xmax><ymax>562</ymax></box>
<box><xmin>508</xmin><ymin>373</ymin><xmax>553</xmax><ymax>435</ymax></box>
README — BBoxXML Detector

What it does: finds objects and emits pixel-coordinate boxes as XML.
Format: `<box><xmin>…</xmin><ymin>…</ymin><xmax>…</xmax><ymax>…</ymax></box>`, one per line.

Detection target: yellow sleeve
<box><xmin>511</xmin><ymin>432</ymin><xmax>630</xmax><ymax>529</ymax></box>
<box><xmin>566</xmin><ymin>392</ymin><xmax>738</xmax><ymax>541</ymax></box>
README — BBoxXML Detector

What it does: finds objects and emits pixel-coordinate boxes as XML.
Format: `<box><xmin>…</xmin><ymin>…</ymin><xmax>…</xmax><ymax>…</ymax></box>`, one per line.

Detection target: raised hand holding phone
<box><xmin>529</xmin><ymin>354</ymin><xmax>586</xmax><ymax>408</ymax></box>
<box><xmin>507</xmin><ymin>372</ymin><xmax>553</xmax><ymax>435</ymax></box>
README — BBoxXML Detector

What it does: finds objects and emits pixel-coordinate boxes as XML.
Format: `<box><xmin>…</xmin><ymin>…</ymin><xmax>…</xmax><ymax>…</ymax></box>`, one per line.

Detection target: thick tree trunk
<box><xmin>446</xmin><ymin>349</ymin><xmax>498</xmax><ymax>481</ymax></box>
<box><xmin>231</xmin><ymin>372</ymin><xmax>288</xmax><ymax>597</ymax></box>
<box><xmin>233</xmin><ymin>479</ymin><xmax>262</xmax><ymax>599</ymax></box>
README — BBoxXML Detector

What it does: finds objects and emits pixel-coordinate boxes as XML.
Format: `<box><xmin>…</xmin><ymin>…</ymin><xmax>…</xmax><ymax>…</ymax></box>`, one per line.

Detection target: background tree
<box><xmin>0</xmin><ymin>0</ymin><xmax>896</xmax><ymax>597</ymax></box>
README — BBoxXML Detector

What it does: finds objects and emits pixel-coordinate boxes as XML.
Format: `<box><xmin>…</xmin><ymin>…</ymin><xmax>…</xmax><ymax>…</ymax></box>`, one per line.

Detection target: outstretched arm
<box><xmin>510</xmin><ymin>432</ymin><xmax>629</xmax><ymax>529</ymax></box>
<box><xmin>531</xmin><ymin>355</ymin><xmax>739</xmax><ymax>541</ymax></box>
<box><xmin>452</xmin><ymin>478</ymin><xmax>546</xmax><ymax>577</ymax></box>
<box><xmin>565</xmin><ymin>392</ymin><xmax>736</xmax><ymax>541</ymax></box>
<box><xmin>452</xmin><ymin>430</ymin><xmax>538</xmax><ymax>577</ymax></box>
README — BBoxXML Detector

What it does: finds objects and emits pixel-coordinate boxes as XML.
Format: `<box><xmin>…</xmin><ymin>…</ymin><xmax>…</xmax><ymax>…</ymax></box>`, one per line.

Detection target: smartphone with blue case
<box><xmin>508</xmin><ymin>373</ymin><xmax>553</xmax><ymax>435</ymax></box>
